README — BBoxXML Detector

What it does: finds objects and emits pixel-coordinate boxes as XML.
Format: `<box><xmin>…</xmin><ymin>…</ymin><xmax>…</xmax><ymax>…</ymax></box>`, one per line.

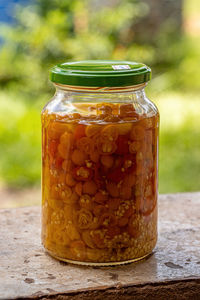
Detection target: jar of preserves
<box><xmin>41</xmin><ymin>60</ymin><xmax>159</xmax><ymax>266</ymax></box>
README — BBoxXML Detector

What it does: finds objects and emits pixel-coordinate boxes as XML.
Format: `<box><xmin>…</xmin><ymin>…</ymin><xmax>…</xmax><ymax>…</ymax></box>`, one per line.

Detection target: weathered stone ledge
<box><xmin>0</xmin><ymin>192</ymin><xmax>200</xmax><ymax>299</ymax></box>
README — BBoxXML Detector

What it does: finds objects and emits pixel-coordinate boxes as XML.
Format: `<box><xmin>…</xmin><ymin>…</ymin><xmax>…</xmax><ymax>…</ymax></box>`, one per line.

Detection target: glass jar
<box><xmin>41</xmin><ymin>60</ymin><xmax>159</xmax><ymax>266</ymax></box>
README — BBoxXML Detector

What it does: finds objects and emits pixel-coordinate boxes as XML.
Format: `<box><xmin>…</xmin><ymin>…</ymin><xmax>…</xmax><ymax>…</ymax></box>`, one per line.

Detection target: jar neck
<box><xmin>54</xmin><ymin>83</ymin><xmax>147</xmax><ymax>94</ymax></box>
<box><xmin>54</xmin><ymin>88</ymin><xmax>147</xmax><ymax>106</ymax></box>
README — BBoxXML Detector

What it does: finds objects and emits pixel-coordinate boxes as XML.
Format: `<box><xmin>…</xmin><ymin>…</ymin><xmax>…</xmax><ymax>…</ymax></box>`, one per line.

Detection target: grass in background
<box><xmin>155</xmin><ymin>93</ymin><xmax>200</xmax><ymax>193</ymax></box>
<box><xmin>0</xmin><ymin>91</ymin><xmax>200</xmax><ymax>193</ymax></box>
<box><xmin>0</xmin><ymin>92</ymin><xmax>46</xmax><ymax>187</ymax></box>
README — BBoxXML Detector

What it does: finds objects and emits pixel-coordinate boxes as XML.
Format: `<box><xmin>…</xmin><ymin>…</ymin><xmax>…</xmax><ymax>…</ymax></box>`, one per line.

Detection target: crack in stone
<box><xmin>165</xmin><ymin>262</ymin><xmax>183</xmax><ymax>269</ymax></box>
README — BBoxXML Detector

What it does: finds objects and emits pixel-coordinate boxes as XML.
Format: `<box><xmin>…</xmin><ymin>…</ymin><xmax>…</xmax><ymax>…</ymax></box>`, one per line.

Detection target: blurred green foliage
<box><xmin>157</xmin><ymin>93</ymin><xmax>200</xmax><ymax>192</ymax></box>
<box><xmin>0</xmin><ymin>0</ymin><xmax>200</xmax><ymax>192</ymax></box>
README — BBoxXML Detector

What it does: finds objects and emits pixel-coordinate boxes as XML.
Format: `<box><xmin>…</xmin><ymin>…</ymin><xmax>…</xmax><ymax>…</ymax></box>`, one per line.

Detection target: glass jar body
<box><xmin>41</xmin><ymin>85</ymin><xmax>159</xmax><ymax>266</ymax></box>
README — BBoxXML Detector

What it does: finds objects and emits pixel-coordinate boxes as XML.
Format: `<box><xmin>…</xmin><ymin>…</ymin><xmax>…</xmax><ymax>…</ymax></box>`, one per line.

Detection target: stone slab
<box><xmin>0</xmin><ymin>193</ymin><xmax>200</xmax><ymax>299</ymax></box>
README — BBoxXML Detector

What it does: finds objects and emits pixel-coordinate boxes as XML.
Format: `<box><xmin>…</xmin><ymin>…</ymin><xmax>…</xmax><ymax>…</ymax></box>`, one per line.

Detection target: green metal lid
<box><xmin>50</xmin><ymin>60</ymin><xmax>151</xmax><ymax>87</ymax></box>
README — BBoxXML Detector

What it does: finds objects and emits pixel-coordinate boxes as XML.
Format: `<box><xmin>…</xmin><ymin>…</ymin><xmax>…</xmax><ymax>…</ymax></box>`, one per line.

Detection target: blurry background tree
<box><xmin>0</xmin><ymin>0</ymin><xmax>200</xmax><ymax>196</ymax></box>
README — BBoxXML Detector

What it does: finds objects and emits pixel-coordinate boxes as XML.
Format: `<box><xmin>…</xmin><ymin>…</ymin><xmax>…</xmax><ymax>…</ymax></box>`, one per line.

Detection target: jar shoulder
<box><xmin>142</xmin><ymin>95</ymin><xmax>159</xmax><ymax>117</ymax></box>
<box><xmin>42</xmin><ymin>90</ymin><xmax>159</xmax><ymax>119</ymax></box>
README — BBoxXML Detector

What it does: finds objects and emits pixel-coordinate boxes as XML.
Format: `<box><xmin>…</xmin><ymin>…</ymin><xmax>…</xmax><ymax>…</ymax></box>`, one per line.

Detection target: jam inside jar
<box><xmin>41</xmin><ymin>61</ymin><xmax>159</xmax><ymax>266</ymax></box>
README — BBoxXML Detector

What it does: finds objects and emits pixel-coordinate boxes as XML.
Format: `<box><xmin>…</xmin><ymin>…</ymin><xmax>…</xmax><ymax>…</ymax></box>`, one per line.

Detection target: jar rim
<box><xmin>50</xmin><ymin>60</ymin><xmax>151</xmax><ymax>87</ymax></box>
